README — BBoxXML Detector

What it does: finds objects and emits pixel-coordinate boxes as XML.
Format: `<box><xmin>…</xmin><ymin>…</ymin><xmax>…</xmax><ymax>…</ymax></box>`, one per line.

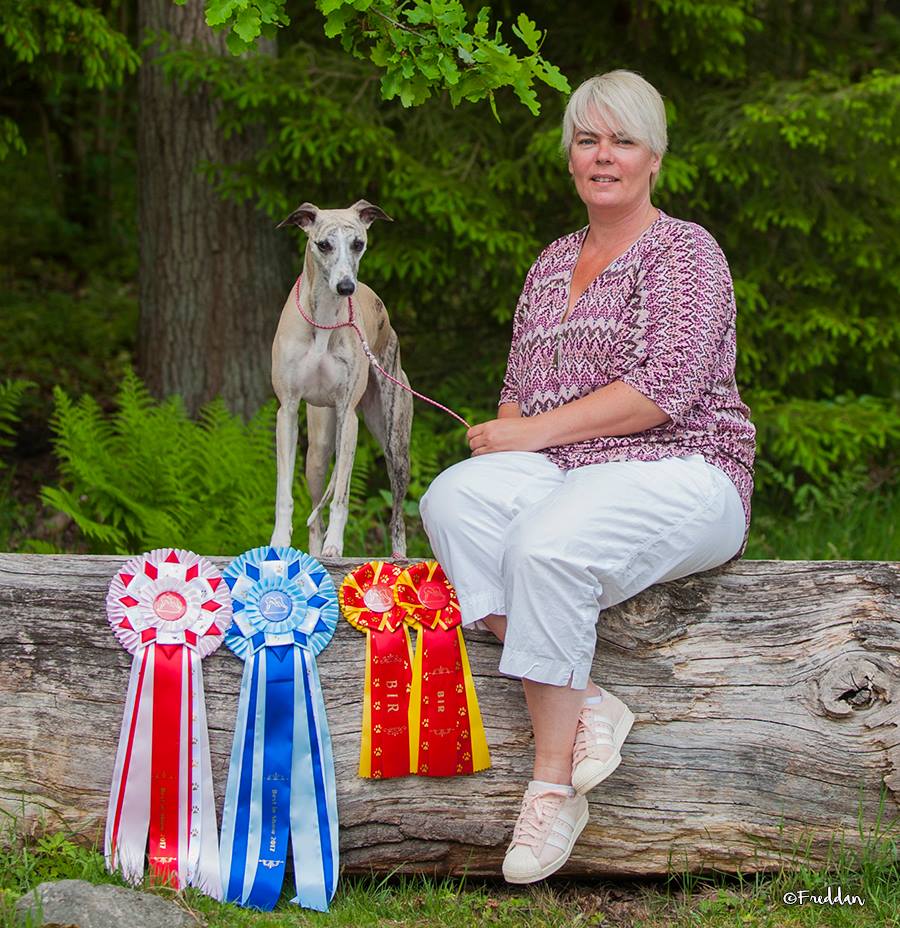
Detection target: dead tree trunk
<box><xmin>137</xmin><ymin>0</ymin><xmax>292</xmax><ymax>418</ymax></box>
<box><xmin>0</xmin><ymin>553</ymin><xmax>897</xmax><ymax>877</ymax></box>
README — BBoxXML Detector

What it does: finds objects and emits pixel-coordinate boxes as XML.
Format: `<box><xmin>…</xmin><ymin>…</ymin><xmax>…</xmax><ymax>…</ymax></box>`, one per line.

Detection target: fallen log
<box><xmin>0</xmin><ymin>553</ymin><xmax>897</xmax><ymax>877</ymax></box>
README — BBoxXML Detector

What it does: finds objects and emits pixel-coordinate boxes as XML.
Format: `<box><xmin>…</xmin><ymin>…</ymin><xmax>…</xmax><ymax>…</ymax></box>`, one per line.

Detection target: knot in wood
<box><xmin>817</xmin><ymin>655</ymin><xmax>893</xmax><ymax>719</ymax></box>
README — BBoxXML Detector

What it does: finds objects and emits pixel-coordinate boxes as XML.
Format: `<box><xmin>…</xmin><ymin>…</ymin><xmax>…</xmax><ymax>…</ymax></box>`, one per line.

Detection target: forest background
<box><xmin>1</xmin><ymin>0</ymin><xmax>898</xmax><ymax>561</ymax></box>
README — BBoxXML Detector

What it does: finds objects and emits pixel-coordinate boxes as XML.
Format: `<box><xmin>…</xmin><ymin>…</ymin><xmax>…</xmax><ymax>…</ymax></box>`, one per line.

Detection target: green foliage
<box><xmin>0</xmin><ymin>116</ymin><xmax>24</xmax><ymax>160</ymax></box>
<box><xmin>0</xmin><ymin>379</ymin><xmax>33</xmax><ymax>552</ymax></box>
<box><xmin>0</xmin><ymin>0</ymin><xmax>140</xmax><ymax>158</ymax></box>
<box><xmin>0</xmin><ymin>380</ymin><xmax>32</xmax><ymax>465</ymax></box>
<box><xmin>194</xmin><ymin>0</ymin><xmax>569</xmax><ymax>113</ymax></box>
<box><xmin>0</xmin><ymin>0</ymin><xmax>139</xmax><ymax>90</ymax></box>
<box><xmin>0</xmin><ymin>831</ymin><xmax>110</xmax><ymax>897</ymax></box>
<box><xmin>41</xmin><ymin>370</ymin><xmax>310</xmax><ymax>555</ymax></box>
<box><xmin>748</xmin><ymin>392</ymin><xmax>900</xmax><ymax>511</ymax></box>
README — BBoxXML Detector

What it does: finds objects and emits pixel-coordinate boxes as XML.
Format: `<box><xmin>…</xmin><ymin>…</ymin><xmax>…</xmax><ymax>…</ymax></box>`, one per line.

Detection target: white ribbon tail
<box><xmin>289</xmin><ymin>649</ymin><xmax>339</xmax><ymax>912</ymax></box>
<box><xmin>188</xmin><ymin>654</ymin><xmax>223</xmax><ymax>900</ymax></box>
<box><xmin>105</xmin><ymin>646</ymin><xmax>155</xmax><ymax>884</ymax></box>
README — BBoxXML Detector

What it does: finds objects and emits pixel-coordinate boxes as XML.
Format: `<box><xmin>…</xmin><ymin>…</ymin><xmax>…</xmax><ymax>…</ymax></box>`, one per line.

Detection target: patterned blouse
<box><xmin>499</xmin><ymin>209</ymin><xmax>756</xmax><ymax>557</ymax></box>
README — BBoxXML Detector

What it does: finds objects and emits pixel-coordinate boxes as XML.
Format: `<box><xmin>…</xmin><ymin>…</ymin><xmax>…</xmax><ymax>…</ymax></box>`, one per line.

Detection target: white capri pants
<box><xmin>419</xmin><ymin>451</ymin><xmax>746</xmax><ymax>689</ymax></box>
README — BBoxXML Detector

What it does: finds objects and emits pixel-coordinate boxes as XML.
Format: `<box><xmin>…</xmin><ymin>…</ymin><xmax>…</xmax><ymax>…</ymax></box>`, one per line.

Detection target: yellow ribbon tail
<box><xmin>407</xmin><ymin>623</ymin><xmax>423</xmax><ymax>774</ymax></box>
<box><xmin>457</xmin><ymin>627</ymin><xmax>491</xmax><ymax>772</ymax></box>
<box><xmin>358</xmin><ymin>632</ymin><xmax>373</xmax><ymax>778</ymax></box>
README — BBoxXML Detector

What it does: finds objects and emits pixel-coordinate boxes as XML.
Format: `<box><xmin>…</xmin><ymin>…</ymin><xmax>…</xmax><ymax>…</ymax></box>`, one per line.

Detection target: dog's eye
<box><xmin>315</xmin><ymin>240</ymin><xmax>333</xmax><ymax>253</ymax></box>
<box><xmin>351</xmin><ymin>239</ymin><xmax>365</xmax><ymax>253</ymax></box>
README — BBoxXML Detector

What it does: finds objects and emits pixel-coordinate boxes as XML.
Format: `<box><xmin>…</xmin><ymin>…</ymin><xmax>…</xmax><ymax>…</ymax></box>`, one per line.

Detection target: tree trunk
<box><xmin>1</xmin><ymin>553</ymin><xmax>897</xmax><ymax>877</ymax></box>
<box><xmin>137</xmin><ymin>0</ymin><xmax>292</xmax><ymax>418</ymax></box>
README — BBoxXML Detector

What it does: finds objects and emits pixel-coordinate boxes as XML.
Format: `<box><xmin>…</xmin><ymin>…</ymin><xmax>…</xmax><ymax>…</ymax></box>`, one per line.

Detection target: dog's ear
<box><xmin>351</xmin><ymin>199</ymin><xmax>393</xmax><ymax>227</ymax></box>
<box><xmin>277</xmin><ymin>202</ymin><xmax>318</xmax><ymax>230</ymax></box>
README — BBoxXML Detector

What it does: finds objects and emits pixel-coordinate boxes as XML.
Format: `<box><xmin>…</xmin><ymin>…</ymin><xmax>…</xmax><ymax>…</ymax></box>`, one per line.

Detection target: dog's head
<box><xmin>277</xmin><ymin>200</ymin><xmax>392</xmax><ymax>297</ymax></box>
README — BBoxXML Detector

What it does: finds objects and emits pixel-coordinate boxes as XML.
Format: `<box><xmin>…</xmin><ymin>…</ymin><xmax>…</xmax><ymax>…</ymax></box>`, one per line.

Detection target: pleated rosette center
<box><xmin>243</xmin><ymin>577</ymin><xmax>308</xmax><ymax>636</ymax></box>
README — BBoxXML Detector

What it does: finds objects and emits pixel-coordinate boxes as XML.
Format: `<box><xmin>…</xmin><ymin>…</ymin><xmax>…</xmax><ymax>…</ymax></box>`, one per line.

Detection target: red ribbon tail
<box><xmin>148</xmin><ymin>644</ymin><xmax>184</xmax><ymax>887</ymax></box>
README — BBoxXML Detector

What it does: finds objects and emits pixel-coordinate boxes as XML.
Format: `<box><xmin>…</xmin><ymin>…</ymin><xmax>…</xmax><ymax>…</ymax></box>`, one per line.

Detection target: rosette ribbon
<box><xmin>339</xmin><ymin>561</ymin><xmax>413</xmax><ymax>779</ymax></box>
<box><xmin>105</xmin><ymin>548</ymin><xmax>231</xmax><ymax>898</ymax></box>
<box><xmin>395</xmin><ymin>561</ymin><xmax>490</xmax><ymax>777</ymax></box>
<box><xmin>219</xmin><ymin>546</ymin><xmax>339</xmax><ymax>912</ymax></box>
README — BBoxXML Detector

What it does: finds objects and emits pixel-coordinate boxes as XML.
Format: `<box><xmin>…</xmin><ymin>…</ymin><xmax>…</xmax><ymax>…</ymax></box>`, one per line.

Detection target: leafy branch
<box><xmin>191</xmin><ymin>0</ymin><xmax>570</xmax><ymax>114</ymax></box>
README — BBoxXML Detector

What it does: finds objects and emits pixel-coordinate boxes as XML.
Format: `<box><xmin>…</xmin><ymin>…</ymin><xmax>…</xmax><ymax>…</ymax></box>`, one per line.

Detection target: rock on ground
<box><xmin>14</xmin><ymin>880</ymin><xmax>198</xmax><ymax>928</ymax></box>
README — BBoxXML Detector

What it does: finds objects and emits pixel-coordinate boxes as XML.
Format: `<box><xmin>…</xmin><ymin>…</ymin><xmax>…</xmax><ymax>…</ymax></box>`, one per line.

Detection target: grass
<box><xmin>2</xmin><ymin>807</ymin><xmax>897</xmax><ymax>928</ymax></box>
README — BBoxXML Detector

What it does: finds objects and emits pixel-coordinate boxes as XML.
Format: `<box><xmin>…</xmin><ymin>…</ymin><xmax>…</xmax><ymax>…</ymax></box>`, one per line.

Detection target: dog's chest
<box><xmin>290</xmin><ymin>333</ymin><xmax>360</xmax><ymax>405</ymax></box>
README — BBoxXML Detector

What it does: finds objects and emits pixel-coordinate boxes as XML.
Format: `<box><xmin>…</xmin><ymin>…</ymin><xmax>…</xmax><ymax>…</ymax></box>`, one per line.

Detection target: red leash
<box><xmin>293</xmin><ymin>275</ymin><xmax>472</xmax><ymax>430</ymax></box>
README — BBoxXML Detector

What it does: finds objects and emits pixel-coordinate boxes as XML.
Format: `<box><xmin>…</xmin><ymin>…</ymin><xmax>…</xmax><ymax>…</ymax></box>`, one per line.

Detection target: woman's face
<box><xmin>567</xmin><ymin>113</ymin><xmax>660</xmax><ymax>217</ymax></box>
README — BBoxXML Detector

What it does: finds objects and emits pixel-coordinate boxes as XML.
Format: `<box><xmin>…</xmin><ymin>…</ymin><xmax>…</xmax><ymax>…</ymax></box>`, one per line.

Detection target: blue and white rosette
<box><xmin>219</xmin><ymin>546</ymin><xmax>339</xmax><ymax>912</ymax></box>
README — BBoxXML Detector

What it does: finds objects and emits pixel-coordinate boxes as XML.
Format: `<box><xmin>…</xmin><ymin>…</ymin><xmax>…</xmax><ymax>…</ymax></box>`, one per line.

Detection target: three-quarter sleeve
<box><xmin>619</xmin><ymin>224</ymin><xmax>735</xmax><ymax>425</ymax></box>
<box><xmin>498</xmin><ymin>260</ymin><xmax>538</xmax><ymax>408</ymax></box>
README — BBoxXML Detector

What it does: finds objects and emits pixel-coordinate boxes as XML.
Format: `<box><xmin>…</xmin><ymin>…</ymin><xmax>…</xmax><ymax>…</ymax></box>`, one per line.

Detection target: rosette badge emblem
<box><xmin>153</xmin><ymin>590</ymin><xmax>187</xmax><ymax>622</ymax></box>
<box><xmin>258</xmin><ymin>590</ymin><xmax>292</xmax><ymax>622</ymax></box>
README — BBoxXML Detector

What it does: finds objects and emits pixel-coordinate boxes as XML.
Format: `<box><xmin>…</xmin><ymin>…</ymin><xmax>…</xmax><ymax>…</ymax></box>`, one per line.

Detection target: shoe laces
<box><xmin>511</xmin><ymin>790</ymin><xmax>566</xmax><ymax>850</ymax></box>
<box><xmin>573</xmin><ymin>706</ymin><xmax>615</xmax><ymax>766</ymax></box>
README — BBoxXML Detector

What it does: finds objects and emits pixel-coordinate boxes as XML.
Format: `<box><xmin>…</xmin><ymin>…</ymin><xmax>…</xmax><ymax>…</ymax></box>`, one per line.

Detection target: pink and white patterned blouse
<box><xmin>499</xmin><ymin>209</ymin><xmax>756</xmax><ymax>557</ymax></box>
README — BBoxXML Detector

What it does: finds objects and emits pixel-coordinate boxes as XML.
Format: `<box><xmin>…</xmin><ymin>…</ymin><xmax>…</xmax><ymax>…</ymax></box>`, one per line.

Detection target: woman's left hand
<box><xmin>466</xmin><ymin>417</ymin><xmax>548</xmax><ymax>455</ymax></box>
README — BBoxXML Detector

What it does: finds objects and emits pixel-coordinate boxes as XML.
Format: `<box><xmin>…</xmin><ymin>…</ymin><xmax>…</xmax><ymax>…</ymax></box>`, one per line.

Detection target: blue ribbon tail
<box><xmin>289</xmin><ymin>648</ymin><xmax>339</xmax><ymax>911</ymax></box>
<box><xmin>220</xmin><ymin>646</ymin><xmax>296</xmax><ymax>910</ymax></box>
<box><xmin>220</xmin><ymin>651</ymin><xmax>261</xmax><ymax>904</ymax></box>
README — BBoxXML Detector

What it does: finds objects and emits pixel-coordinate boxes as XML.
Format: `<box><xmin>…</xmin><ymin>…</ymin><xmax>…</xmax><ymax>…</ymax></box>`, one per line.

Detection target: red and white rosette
<box><xmin>104</xmin><ymin>548</ymin><xmax>231</xmax><ymax>898</ymax></box>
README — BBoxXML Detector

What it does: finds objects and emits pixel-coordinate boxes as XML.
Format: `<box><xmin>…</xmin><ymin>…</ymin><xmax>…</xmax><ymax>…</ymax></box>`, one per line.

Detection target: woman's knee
<box><xmin>419</xmin><ymin>457</ymin><xmax>489</xmax><ymax>530</ymax></box>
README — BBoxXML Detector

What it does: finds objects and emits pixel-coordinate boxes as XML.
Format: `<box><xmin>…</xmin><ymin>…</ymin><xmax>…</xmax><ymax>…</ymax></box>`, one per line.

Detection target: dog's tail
<box><xmin>306</xmin><ymin>469</ymin><xmax>337</xmax><ymax>527</ymax></box>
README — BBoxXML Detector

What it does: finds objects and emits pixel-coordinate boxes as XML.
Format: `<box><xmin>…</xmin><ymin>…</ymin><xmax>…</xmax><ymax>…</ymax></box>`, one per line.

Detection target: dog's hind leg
<box><xmin>272</xmin><ymin>399</ymin><xmax>301</xmax><ymax>547</ymax></box>
<box><xmin>363</xmin><ymin>332</ymin><xmax>412</xmax><ymax>558</ymax></box>
<box><xmin>305</xmin><ymin>403</ymin><xmax>336</xmax><ymax>556</ymax></box>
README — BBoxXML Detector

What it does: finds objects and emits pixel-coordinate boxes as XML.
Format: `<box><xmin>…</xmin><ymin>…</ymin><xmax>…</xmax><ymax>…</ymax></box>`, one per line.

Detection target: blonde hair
<box><xmin>562</xmin><ymin>70</ymin><xmax>668</xmax><ymax>188</ymax></box>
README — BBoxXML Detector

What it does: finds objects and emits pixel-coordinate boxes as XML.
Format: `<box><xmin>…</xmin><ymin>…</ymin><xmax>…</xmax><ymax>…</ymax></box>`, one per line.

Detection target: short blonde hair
<box><xmin>562</xmin><ymin>70</ymin><xmax>668</xmax><ymax>185</ymax></box>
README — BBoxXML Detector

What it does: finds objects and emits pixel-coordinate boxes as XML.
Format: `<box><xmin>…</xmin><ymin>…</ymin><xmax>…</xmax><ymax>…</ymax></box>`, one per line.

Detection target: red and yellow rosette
<box><xmin>339</xmin><ymin>561</ymin><xmax>413</xmax><ymax>778</ymax></box>
<box><xmin>394</xmin><ymin>561</ymin><xmax>490</xmax><ymax>777</ymax></box>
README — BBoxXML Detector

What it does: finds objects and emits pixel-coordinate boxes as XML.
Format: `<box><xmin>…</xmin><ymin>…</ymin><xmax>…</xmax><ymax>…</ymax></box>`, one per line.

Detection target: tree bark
<box><xmin>137</xmin><ymin>0</ymin><xmax>292</xmax><ymax>418</ymax></box>
<box><xmin>1</xmin><ymin>553</ymin><xmax>897</xmax><ymax>877</ymax></box>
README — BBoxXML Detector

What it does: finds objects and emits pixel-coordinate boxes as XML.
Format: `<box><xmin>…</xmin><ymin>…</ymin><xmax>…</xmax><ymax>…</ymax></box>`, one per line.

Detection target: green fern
<box><xmin>0</xmin><ymin>379</ymin><xmax>32</xmax><ymax>464</ymax></box>
<box><xmin>41</xmin><ymin>369</ymin><xmax>310</xmax><ymax>555</ymax></box>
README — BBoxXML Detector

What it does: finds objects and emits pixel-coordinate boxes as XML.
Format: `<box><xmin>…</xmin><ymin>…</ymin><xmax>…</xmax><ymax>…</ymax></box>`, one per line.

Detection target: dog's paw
<box><xmin>322</xmin><ymin>543</ymin><xmax>342</xmax><ymax>558</ymax></box>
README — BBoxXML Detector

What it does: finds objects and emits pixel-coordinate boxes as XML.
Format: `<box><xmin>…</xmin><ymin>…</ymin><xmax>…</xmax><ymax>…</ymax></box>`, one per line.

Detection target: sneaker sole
<box><xmin>502</xmin><ymin>803</ymin><xmax>590</xmax><ymax>885</ymax></box>
<box><xmin>572</xmin><ymin>706</ymin><xmax>635</xmax><ymax>795</ymax></box>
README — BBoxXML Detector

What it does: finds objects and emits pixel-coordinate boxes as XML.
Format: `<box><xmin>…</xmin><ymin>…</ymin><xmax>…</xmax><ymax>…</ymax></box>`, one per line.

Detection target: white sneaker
<box><xmin>501</xmin><ymin>783</ymin><xmax>589</xmax><ymax>884</ymax></box>
<box><xmin>571</xmin><ymin>686</ymin><xmax>635</xmax><ymax>795</ymax></box>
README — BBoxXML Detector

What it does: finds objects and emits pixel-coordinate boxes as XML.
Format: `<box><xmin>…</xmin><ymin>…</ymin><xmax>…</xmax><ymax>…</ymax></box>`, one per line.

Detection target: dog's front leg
<box><xmin>271</xmin><ymin>399</ymin><xmax>300</xmax><ymax>547</ymax></box>
<box><xmin>305</xmin><ymin>403</ymin><xmax>336</xmax><ymax>555</ymax></box>
<box><xmin>322</xmin><ymin>376</ymin><xmax>368</xmax><ymax>557</ymax></box>
<box><xmin>321</xmin><ymin>410</ymin><xmax>358</xmax><ymax>558</ymax></box>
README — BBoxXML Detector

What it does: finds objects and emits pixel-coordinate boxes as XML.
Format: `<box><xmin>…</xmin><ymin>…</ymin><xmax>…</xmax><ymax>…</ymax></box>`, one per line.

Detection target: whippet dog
<box><xmin>270</xmin><ymin>200</ymin><xmax>412</xmax><ymax>558</ymax></box>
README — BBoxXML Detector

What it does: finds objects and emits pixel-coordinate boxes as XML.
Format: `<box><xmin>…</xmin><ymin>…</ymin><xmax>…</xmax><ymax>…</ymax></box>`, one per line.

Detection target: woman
<box><xmin>419</xmin><ymin>70</ymin><xmax>756</xmax><ymax>884</ymax></box>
